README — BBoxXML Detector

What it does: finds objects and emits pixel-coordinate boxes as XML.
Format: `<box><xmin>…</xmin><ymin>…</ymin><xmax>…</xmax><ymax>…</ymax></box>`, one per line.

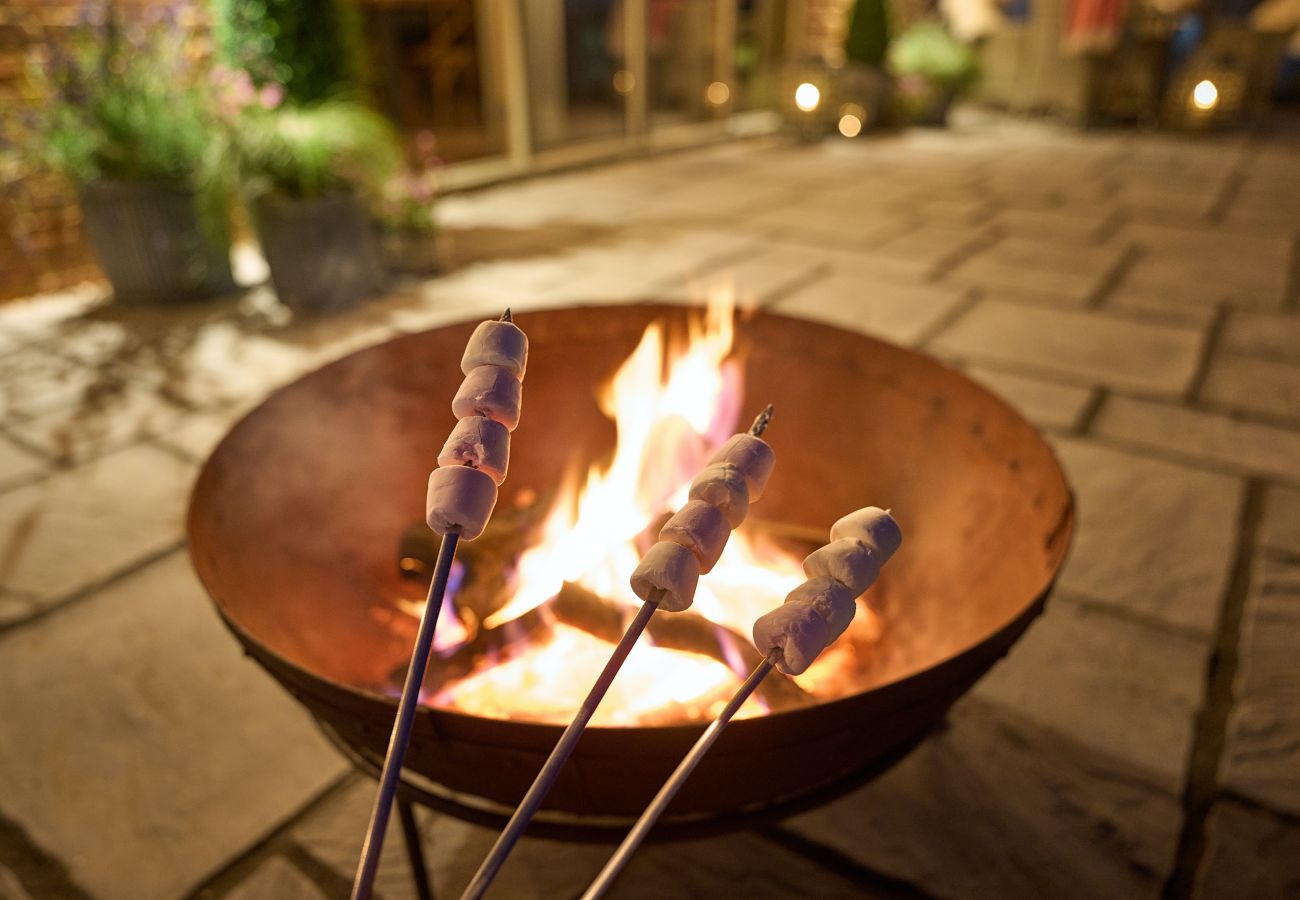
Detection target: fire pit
<box><xmin>188</xmin><ymin>302</ymin><xmax>1072</xmax><ymax>828</ymax></box>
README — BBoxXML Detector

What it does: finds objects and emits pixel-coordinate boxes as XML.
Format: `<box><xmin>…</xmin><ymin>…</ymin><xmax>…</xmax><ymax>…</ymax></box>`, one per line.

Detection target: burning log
<box><xmin>552</xmin><ymin>581</ymin><xmax>812</xmax><ymax>711</ymax></box>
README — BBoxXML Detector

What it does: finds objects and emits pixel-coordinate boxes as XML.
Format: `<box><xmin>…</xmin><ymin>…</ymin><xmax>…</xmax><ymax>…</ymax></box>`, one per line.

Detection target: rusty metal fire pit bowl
<box><xmin>188</xmin><ymin>303</ymin><xmax>1073</xmax><ymax>829</ymax></box>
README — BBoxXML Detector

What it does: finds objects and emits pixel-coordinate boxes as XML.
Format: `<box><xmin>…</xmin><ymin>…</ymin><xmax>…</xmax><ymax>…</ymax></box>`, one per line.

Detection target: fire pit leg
<box><xmin>397</xmin><ymin>797</ymin><xmax>436</xmax><ymax>900</ymax></box>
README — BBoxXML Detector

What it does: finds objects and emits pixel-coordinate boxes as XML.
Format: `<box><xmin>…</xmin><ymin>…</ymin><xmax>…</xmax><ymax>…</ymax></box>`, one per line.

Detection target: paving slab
<box><xmin>4</xmin><ymin>385</ymin><xmax>188</xmax><ymax>465</ymax></box>
<box><xmin>419</xmin><ymin>814</ymin><xmax>885</xmax><ymax>899</ymax></box>
<box><xmin>773</xmin><ymin>275</ymin><xmax>970</xmax><ymax>346</ymax></box>
<box><xmin>784</xmin><ymin>698</ymin><xmax>1183</xmax><ymax>900</ymax></box>
<box><xmin>964</xmin><ymin>366</ymin><xmax>1095</xmax><ymax>431</ymax></box>
<box><xmin>224</xmin><ymin>857</ymin><xmax>329</xmax><ymax>900</ymax></box>
<box><xmin>930</xmin><ymin>300</ymin><xmax>1205</xmax><ymax>394</ymax></box>
<box><xmin>974</xmin><ymin>593</ymin><xmax>1207</xmax><ymax>791</ymax></box>
<box><xmin>0</xmin><ymin>553</ymin><xmax>348</xmax><ymax>900</ymax></box>
<box><xmin>1222</xmin><ymin>557</ymin><xmax>1300</xmax><ymax>818</ymax></box>
<box><xmin>1093</xmin><ymin>395</ymin><xmax>1300</xmax><ymax>482</ymax></box>
<box><xmin>1200</xmin><ymin>354</ymin><xmax>1300</xmax><ymax>423</ymax></box>
<box><xmin>1260</xmin><ymin>484</ymin><xmax>1300</xmax><ymax>557</ymax></box>
<box><xmin>0</xmin><ymin>346</ymin><xmax>111</xmax><ymax>422</ymax></box>
<box><xmin>0</xmin><ymin>437</ymin><xmax>47</xmax><ymax>492</ymax></box>
<box><xmin>1052</xmin><ymin>437</ymin><xmax>1243</xmax><ymax>635</ymax></box>
<box><xmin>987</xmin><ymin>207</ymin><xmax>1113</xmax><ymax>243</ymax></box>
<box><xmin>1195</xmin><ymin>801</ymin><xmax>1300</xmax><ymax>900</ymax></box>
<box><xmin>1222</xmin><ymin>311</ymin><xmax>1300</xmax><ymax>364</ymax></box>
<box><xmin>0</xmin><ymin>443</ymin><xmax>194</xmax><ymax>611</ymax></box>
<box><xmin>288</xmin><ymin>778</ymin><xmax>424</xmax><ymax>900</ymax></box>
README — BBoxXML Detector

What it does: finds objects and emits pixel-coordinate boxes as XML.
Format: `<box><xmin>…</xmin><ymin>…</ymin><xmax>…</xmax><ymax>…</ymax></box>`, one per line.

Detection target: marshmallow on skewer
<box><xmin>802</xmin><ymin>538</ymin><xmax>881</xmax><ymax>597</ymax></box>
<box><xmin>785</xmin><ymin>576</ymin><xmax>856</xmax><ymax>642</ymax></box>
<box><xmin>707</xmin><ymin>434</ymin><xmax>775</xmax><ymax>500</ymax></box>
<box><xmin>687</xmin><ymin>464</ymin><xmax>750</xmax><ymax>528</ymax></box>
<box><xmin>461</xmin><ymin>320</ymin><xmax>528</xmax><ymax>380</ymax></box>
<box><xmin>426</xmin><ymin>464</ymin><xmax>498</xmax><ymax>540</ymax></box>
<box><xmin>830</xmin><ymin>507</ymin><xmax>902</xmax><ymax>563</ymax></box>
<box><xmin>659</xmin><ymin>500</ymin><xmax>730</xmax><ymax>574</ymax></box>
<box><xmin>754</xmin><ymin>507</ymin><xmax>902</xmax><ymax>676</ymax></box>
<box><xmin>453</xmin><ymin>365</ymin><xmax>523</xmax><ymax>430</ymax></box>
<box><xmin>753</xmin><ymin>601</ymin><xmax>830</xmax><ymax>676</ymax></box>
<box><xmin>438</xmin><ymin>416</ymin><xmax>511</xmax><ymax>484</ymax></box>
<box><xmin>629</xmin><ymin>541</ymin><xmax>700</xmax><ymax>613</ymax></box>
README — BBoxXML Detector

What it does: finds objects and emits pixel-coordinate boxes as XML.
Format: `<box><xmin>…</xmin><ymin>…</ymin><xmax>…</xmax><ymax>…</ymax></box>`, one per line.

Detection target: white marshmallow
<box><xmin>830</xmin><ymin>507</ymin><xmax>902</xmax><ymax>563</ymax></box>
<box><xmin>707</xmin><ymin>434</ymin><xmax>775</xmax><ymax>500</ymax></box>
<box><xmin>461</xmin><ymin>320</ymin><xmax>528</xmax><ymax>381</ymax></box>
<box><xmin>802</xmin><ymin>538</ymin><xmax>881</xmax><ymax>597</ymax></box>
<box><xmin>452</xmin><ymin>365</ymin><xmax>522</xmax><ymax>431</ymax></box>
<box><xmin>752</xmin><ymin>600</ymin><xmax>830</xmax><ymax>676</ymax></box>
<box><xmin>438</xmin><ymin>416</ymin><xmax>510</xmax><ymax>485</ymax></box>
<box><xmin>785</xmin><ymin>576</ymin><xmax>857</xmax><ymax>641</ymax></box>
<box><xmin>630</xmin><ymin>541</ymin><xmax>701</xmax><ymax>613</ymax></box>
<box><xmin>659</xmin><ymin>500</ymin><xmax>730</xmax><ymax>574</ymax></box>
<box><xmin>426</xmin><ymin>464</ymin><xmax>498</xmax><ymax>540</ymax></box>
<box><xmin>687</xmin><ymin>463</ymin><xmax>750</xmax><ymax>528</ymax></box>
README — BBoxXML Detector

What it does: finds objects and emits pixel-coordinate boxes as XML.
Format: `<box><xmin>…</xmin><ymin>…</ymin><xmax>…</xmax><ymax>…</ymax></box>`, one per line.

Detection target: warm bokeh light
<box><xmin>613</xmin><ymin>69</ymin><xmax>636</xmax><ymax>95</ymax></box>
<box><xmin>706</xmin><ymin>81</ymin><xmax>730</xmax><ymax>106</ymax></box>
<box><xmin>838</xmin><ymin>104</ymin><xmax>865</xmax><ymax>137</ymax></box>
<box><xmin>1192</xmin><ymin>79</ymin><xmax>1219</xmax><ymax>111</ymax></box>
<box><xmin>794</xmin><ymin>82</ymin><xmax>821</xmax><ymax>112</ymax></box>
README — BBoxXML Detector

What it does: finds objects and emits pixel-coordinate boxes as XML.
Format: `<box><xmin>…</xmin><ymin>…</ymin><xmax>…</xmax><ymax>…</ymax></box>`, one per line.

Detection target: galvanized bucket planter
<box><xmin>79</xmin><ymin>179</ymin><xmax>235</xmax><ymax>304</ymax></box>
<box><xmin>254</xmin><ymin>192</ymin><xmax>384</xmax><ymax>313</ymax></box>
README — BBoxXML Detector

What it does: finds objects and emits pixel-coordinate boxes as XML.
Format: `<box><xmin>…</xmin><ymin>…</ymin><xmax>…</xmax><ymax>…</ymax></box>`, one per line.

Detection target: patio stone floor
<box><xmin>1</xmin><ymin>110</ymin><xmax>1299</xmax><ymax>899</ymax></box>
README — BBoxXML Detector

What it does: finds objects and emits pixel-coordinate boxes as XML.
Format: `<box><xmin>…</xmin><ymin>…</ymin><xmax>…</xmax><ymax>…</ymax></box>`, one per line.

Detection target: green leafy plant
<box><xmin>889</xmin><ymin>22</ymin><xmax>980</xmax><ymax>92</ymax></box>
<box><xmin>15</xmin><ymin>8</ymin><xmax>214</xmax><ymax>183</ymax></box>
<box><xmin>224</xmin><ymin>98</ymin><xmax>401</xmax><ymax>202</ymax></box>
<box><xmin>6</xmin><ymin>5</ymin><xmax>228</xmax><ymax>237</ymax></box>
<box><xmin>845</xmin><ymin>0</ymin><xmax>891</xmax><ymax>67</ymax></box>
<box><xmin>375</xmin><ymin>131</ymin><xmax>441</xmax><ymax>234</ymax></box>
<box><xmin>213</xmin><ymin>0</ymin><xmax>368</xmax><ymax>105</ymax></box>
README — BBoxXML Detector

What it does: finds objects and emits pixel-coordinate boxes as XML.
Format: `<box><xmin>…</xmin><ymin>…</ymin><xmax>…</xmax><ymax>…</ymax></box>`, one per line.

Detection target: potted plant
<box><xmin>375</xmin><ymin>131</ymin><xmax>441</xmax><ymax>277</ymax></box>
<box><xmin>889</xmin><ymin>23</ymin><xmax>980</xmax><ymax>126</ymax></box>
<box><xmin>14</xmin><ymin>6</ymin><xmax>234</xmax><ymax>303</ymax></box>
<box><xmin>222</xmin><ymin>89</ymin><xmax>400</xmax><ymax>312</ymax></box>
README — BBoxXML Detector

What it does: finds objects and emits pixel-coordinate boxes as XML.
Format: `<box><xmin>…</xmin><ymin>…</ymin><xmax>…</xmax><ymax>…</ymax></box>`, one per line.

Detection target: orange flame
<box><xmin>432</xmin><ymin>289</ymin><xmax>810</xmax><ymax>725</ymax></box>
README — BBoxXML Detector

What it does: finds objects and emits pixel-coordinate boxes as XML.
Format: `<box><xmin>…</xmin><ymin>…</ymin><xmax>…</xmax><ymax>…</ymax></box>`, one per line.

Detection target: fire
<box><xmin>426</xmin><ymin>289</ymin><xmax>822</xmax><ymax>725</ymax></box>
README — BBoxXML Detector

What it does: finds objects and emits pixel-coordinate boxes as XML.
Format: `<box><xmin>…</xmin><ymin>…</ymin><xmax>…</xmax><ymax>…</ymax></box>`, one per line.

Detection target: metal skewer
<box><xmin>353</xmin><ymin>308</ymin><xmax>515</xmax><ymax>900</ymax></box>
<box><xmin>581</xmin><ymin>650</ymin><xmax>781</xmax><ymax>900</ymax></box>
<box><xmin>352</xmin><ymin>528</ymin><xmax>460</xmax><ymax>900</ymax></box>
<box><xmin>460</xmin><ymin>404</ymin><xmax>775</xmax><ymax>899</ymax></box>
<box><xmin>459</xmin><ymin>596</ymin><xmax>661</xmax><ymax>900</ymax></box>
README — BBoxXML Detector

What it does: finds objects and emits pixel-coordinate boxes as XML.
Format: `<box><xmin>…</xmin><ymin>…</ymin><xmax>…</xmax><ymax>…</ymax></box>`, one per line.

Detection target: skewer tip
<box><xmin>500</xmin><ymin>308</ymin><xmax>513</xmax><ymax>322</ymax></box>
<box><xmin>748</xmin><ymin>404</ymin><xmax>774</xmax><ymax>437</ymax></box>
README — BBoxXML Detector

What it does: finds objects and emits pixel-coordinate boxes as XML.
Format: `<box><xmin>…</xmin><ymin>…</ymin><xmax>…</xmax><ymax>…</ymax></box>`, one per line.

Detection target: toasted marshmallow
<box><xmin>438</xmin><ymin>416</ymin><xmax>510</xmax><ymax>484</ymax></box>
<box><xmin>426</xmin><ymin>465</ymin><xmax>498</xmax><ymax>540</ymax></box>
<box><xmin>752</xmin><ymin>600</ymin><xmax>830</xmax><ymax>676</ymax></box>
<box><xmin>707</xmin><ymin>434</ymin><xmax>775</xmax><ymax>500</ymax></box>
<box><xmin>687</xmin><ymin>463</ymin><xmax>750</xmax><ymax>528</ymax></box>
<box><xmin>659</xmin><ymin>500</ymin><xmax>730</xmax><ymax>574</ymax></box>
<box><xmin>452</xmin><ymin>365</ymin><xmax>522</xmax><ymax>431</ymax></box>
<box><xmin>461</xmin><ymin>320</ymin><xmax>528</xmax><ymax>380</ymax></box>
<box><xmin>802</xmin><ymin>538</ymin><xmax>881</xmax><ymax>597</ymax></box>
<box><xmin>630</xmin><ymin>541</ymin><xmax>701</xmax><ymax>613</ymax></box>
<box><xmin>830</xmin><ymin>507</ymin><xmax>902</xmax><ymax>563</ymax></box>
<box><xmin>785</xmin><ymin>576</ymin><xmax>857</xmax><ymax>641</ymax></box>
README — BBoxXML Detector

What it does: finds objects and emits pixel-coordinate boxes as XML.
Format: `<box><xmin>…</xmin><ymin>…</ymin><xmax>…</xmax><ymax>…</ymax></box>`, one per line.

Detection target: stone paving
<box><xmin>1</xmin><ymin>110</ymin><xmax>1299</xmax><ymax>899</ymax></box>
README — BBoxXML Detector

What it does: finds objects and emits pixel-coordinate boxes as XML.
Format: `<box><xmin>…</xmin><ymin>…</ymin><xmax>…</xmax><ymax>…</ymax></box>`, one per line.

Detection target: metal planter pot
<box><xmin>254</xmin><ymin>192</ymin><xmax>384</xmax><ymax>313</ymax></box>
<box><xmin>79</xmin><ymin>179</ymin><xmax>235</xmax><ymax>304</ymax></box>
<box><xmin>378</xmin><ymin>227</ymin><xmax>439</xmax><ymax>277</ymax></box>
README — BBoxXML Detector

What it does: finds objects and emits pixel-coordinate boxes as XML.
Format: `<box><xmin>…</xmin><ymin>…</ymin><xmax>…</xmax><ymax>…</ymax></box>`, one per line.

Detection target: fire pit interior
<box><xmin>189</xmin><ymin>302</ymin><xmax>1073</xmax><ymax>823</ymax></box>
